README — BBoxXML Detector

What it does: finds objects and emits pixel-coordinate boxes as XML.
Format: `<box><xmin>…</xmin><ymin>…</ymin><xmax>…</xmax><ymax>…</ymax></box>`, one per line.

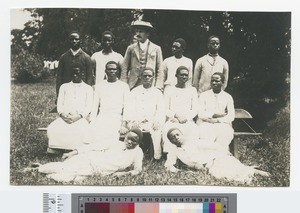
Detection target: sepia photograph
<box><xmin>10</xmin><ymin>8</ymin><xmax>290</xmax><ymax>187</ymax></box>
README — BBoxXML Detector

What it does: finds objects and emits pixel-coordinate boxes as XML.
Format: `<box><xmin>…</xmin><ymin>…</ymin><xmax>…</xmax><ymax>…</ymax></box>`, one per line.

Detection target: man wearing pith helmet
<box><xmin>120</xmin><ymin>20</ymin><xmax>164</xmax><ymax>91</ymax></box>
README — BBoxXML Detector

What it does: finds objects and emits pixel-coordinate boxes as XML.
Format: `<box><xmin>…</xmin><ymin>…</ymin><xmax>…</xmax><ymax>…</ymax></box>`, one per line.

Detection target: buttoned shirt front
<box><xmin>198</xmin><ymin>89</ymin><xmax>235</xmax><ymax>124</ymax></box>
<box><xmin>124</xmin><ymin>85</ymin><xmax>165</xmax><ymax>125</ymax></box>
<box><xmin>57</xmin><ymin>81</ymin><xmax>93</xmax><ymax>117</ymax></box>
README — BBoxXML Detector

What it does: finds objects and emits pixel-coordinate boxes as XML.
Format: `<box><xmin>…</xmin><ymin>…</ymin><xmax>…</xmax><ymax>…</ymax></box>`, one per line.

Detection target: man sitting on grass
<box><xmin>165</xmin><ymin>127</ymin><xmax>269</xmax><ymax>183</ymax></box>
<box><xmin>28</xmin><ymin>128</ymin><xmax>144</xmax><ymax>182</ymax></box>
<box><xmin>47</xmin><ymin>65</ymin><xmax>93</xmax><ymax>153</ymax></box>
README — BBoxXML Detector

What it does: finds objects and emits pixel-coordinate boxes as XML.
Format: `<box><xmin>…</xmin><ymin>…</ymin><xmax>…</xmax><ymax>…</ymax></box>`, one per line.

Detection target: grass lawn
<box><xmin>10</xmin><ymin>77</ymin><xmax>290</xmax><ymax>186</ymax></box>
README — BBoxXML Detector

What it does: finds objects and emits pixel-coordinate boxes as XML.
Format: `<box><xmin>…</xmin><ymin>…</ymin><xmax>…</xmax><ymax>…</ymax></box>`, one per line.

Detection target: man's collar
<box><xmin>139</xmin><ymin>39</ymin><xmax>150</xmax><ymax>50</ymax></box>
<box><xmin>70</xmin><ymin>48</ymin><xmax>82</xmax><ymax>56</ymax></box>
<box><xmin>208</xmin><ymin>53</ymin><xmax>219</xmax><ymax>57</ymax></box>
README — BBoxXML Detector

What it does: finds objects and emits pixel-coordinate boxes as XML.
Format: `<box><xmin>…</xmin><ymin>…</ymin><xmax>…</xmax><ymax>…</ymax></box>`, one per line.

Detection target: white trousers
<box><xmin>198</xmin><ymin>122</ymin><xmax>234</xmax><ymax>150</ymax></box>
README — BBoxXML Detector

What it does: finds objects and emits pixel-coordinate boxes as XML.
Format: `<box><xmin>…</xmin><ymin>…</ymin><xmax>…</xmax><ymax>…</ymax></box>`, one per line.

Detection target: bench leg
<box><xmin>230</xmin><ymin>138</ymin><xmax>239</xmax><ymax>159</ymax></box>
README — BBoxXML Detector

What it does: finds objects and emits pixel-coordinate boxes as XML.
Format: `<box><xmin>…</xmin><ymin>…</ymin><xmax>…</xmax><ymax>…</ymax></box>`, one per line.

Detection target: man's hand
<box><xmin>167</xmin><ymin>117</ymin><xmax>179</xmax><ymax>123</ymax></box>
<box><xmin>62</xmin><ymin>150</ymin><xmax>78</xmax><ymax>160</ymax></box>
<box><xmin>175</xmin><ymin>113</ymin><xmax>188</xmax><ymax>124</ymax></box>
<box><xmin>212</xmin><ymin>113</ymin><xmax>227</xmax><ymax>118</ymax></box>
<box><xmin>203</xmin><ymin>118</ymin><xmax>219</xmax><ymax>123</ymax></box>
<box><xmin>128</xmin><ymin>121</ymin><xmax>140</xmax><ymax>129</ymax></box>
<box><xmin>152</xmin><ymin>121</ymin><xmax>161</xmax><ymax>131</ymax></box>
<box><xmin>119</xmin><ymin>126</ymin><xmax>129</xmax><ymax>135</ymax></box>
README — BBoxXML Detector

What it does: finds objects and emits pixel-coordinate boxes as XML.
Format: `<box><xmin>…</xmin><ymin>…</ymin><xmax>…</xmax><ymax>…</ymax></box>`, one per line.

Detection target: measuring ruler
<box><xmin>43</xmin><ymin>193</ymin><xmax>237</xmax><ymax>213</ymax></box>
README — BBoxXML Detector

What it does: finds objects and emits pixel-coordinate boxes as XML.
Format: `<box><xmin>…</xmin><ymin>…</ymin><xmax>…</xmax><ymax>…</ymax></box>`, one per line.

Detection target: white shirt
<box><xmin>139</xmin><ymin>39</ymin><xmax>150</xmax><ymax>51</ymax></box>
<box><xmin>164</xmin><ymin>86</ymin><xmax>198</xmax><ymax>121</ymax></box>
<box><xmin>57</xmin><ymin>81</ymin><xmax>93</xmax><ymax>117</ymax></box>
<box><xmin>198</xmin><ymin>89</ymin><xmax>235</xmax><ymax>124</ymax></box>
<box><xmin>90</xmin><ymin>80</ymin><xmax>129</xmax><ymax>121</ymax></box>
<box><xmin>163</xmin><ymin>56</ymin><xmax>193</xmax><ymax>86</ymax></box>
<box><xmin>124</xmin><ymin>85</ymin><xmax>165</xmax><ymax>125</ymax></box>
<box><xmin>91</xmin><ymin>50</ymin><xmax>124</xmax><ymax>85</ymax></box>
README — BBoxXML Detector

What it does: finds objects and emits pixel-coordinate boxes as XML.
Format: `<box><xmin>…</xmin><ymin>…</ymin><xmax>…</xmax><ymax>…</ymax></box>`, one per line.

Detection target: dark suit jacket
<box><xmin>120</xmin><ymin>41</ymin><xmax>164</xmax><ymax>90</ymax></box>
<box><xmin>56</xmin><ymin>49</ymin><xmax>93</xmax><ymax>96</ymax></box>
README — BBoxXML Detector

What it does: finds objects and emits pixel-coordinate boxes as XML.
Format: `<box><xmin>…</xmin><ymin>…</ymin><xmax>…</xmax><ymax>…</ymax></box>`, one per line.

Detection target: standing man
<box><xmin>91</xmin><ymin>31</ymin><xmax>124</xmax><ymax>85</ymax></box>
<box><xmin>47</xmin><ymin>65</ymin><xmax>93</xmax><ymax>153</ymax></box>
<box><xmin>120</xmin><ymin>20</ymin><xmax>164</xmax><ymax>91</ymax></box>
<box><xmin>197</xmin><ymin>72</ymin><xmax>235</xmax><ymax>151</ymax></box>
<box><xmin>163</xmin><ymin>38</ymin><xmax>193</xmax><ymax>88</ymax></box>
<box><xmin>56</xmin><ymin>31</ymin><xmax>93</xmax><ymax>98</ymax></box>
<box><xmin>123</xmin><ymin>67</ymin><xmax>165</xmax><ymax>159</ymax></box>
<box><xmin>193</xmin><ymin>35</ymin><xmax>229</xmax><ymax>95</ymax></box>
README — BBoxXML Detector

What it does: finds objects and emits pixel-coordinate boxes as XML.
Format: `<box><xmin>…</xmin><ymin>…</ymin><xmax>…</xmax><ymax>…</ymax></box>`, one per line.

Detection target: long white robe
<box><xmin>38</xmin><ymin>142</ymin><xmax>143</xmax><ymax>182</ymax></box>
<box><xmin>197</xmin><ymin>89</ymin><xmax>235</xmax><ymax>150</ymax></box>
<box><xmin>47</xmin><ymin>81</ymin><xmax>93</xmax><ymax>150</ymax></box>
<box><xmin>165</xmin><ymin>139</ymin><xmax>269</xmax><ymax>183</ymax></box>
<box><xmin>88</xmin><ymin>80</ymin><xmax>129</xmax><ymax>150</ymax></box>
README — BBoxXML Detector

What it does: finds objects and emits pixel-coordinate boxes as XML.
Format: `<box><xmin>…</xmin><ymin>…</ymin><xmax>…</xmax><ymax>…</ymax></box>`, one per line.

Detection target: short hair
<box><xmin>207</xmin><ymin>35</ymin><xmax>220</xmax><ymax>44</ymax></box>
<box><xmin>167</xmin><ymin>127</ymin><xmax>182</xmax><ymax>141</ymax></box>
<box><xmin>174</xmin><ymin>38</ymin><xmax>186</xmax><ymax>50</ymax></box>
<box><xmin>128</xmin><ymin>128</ymin><xmax>143</xmax><ymax>143</ymax></box>
<box><xmin>68</xmin><ymin>31</ymin><xmax>81</xmax><ymax>38</ymax></box>
<box><xmin>212</xmin><ymin>72</ymin><xmax>225</xmax><ymax>83</ymax></box>
<box><xmin>105</xmin><ymin>61</ymin><xmax>118</xmax><ymax>69</ymax></box>
<box><xmin>102</xmin><ymin>30</ymin><xmax>115</xmax><ymax>39</ymax></box>
<box><xmin>141</xmin><ymin>67</ymin><xmax>155</xmax><ymax>75</ymax></box>
<box><xmin>176</xmin><ymin>66</ymin><xmax>189</xmax><ymax>76</ymax></box>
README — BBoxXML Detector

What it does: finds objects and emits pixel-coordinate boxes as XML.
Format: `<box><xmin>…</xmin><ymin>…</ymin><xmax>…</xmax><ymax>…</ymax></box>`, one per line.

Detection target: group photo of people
<box><xmin>10</xmin><ymin>8</ymin><xmax>290</xmax><ymax>186</ymax></box>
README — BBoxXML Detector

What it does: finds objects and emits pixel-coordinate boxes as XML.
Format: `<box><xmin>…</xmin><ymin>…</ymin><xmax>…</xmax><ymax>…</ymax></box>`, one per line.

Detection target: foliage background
<box><xmin>11</xmin><ymin>8</ymin><xmax>290</xmax><ymax>130</ymax></box>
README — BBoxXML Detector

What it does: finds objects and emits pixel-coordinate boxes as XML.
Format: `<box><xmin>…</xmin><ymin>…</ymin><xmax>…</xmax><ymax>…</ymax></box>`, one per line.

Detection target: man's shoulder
<box><xmin>91</xmin><ymin>50</ymin><xmax>102</xmax><ymax>58</ymax></box>
<box><xmin>60</xmin><ymin>50</ymin><xmax>71</xmax><ymax>58</ymax></box>
<box><xmin>149</xmin><ymin>41</ymin><xmax>161</xmax><ymax>50</ymax></box>
<box><xmin>79</xmin><ymin>49</ymin><xmax>91</xmax><ymax>58</ymax></box>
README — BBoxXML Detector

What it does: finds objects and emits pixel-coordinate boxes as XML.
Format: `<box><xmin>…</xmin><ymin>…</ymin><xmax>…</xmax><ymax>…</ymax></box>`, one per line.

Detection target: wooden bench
<box><xmin>38</xmin><ymin>108</ymin><xmax>261</xmax><ymax>159</ymax></box>
<box><xmin>230</xmin><ymin>108</ymin><xmax>262</xmax><ymax>159</ymax></box>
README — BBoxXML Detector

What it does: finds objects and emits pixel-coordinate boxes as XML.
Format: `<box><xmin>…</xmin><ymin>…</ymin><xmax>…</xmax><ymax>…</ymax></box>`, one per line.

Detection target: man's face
<box><xmin>211</xmin><ymin>74</ymin><xmax>223</xmax><ymax>92</ymax></box>
<box><xmin>135</xmin><ymin>28</ymin><xmax>149</xmax><ymax>43</ymax></box>
<box><xmin>69</xmin><ymin>33</ymin><xmax>81</xmax><ymax>50</ymax></box>
<box><xmin>208</xmin><ymin>37</ymin><xmax>220</xmax><ymax>54</ymax></box>
<box><xmin>124</xmin><ymin>132</ymin><xmax>139</xmax><ymax>149</ymax></box>
<box><xmin>176</xmin><ymin>69</ymin><xmax>189</xmax><ymax>85</ymax></box>
<box><xmin>141</xmin><ymin>70</ymin><xmax>154</xmax><ymax>88</ymax></box>
<box><xmin>168</xmin><ymin>129</ymin><xmax>184</xmax><ymax>147</ymax></box>
<box><xmin>72</xmin><ymin>68</ymin><xmax>82</xmax><ymax>83</ymax></box>
<box><xmin>102</xmin><ymin>34</ymin><xmax>113</xmax><ymax>49</ymax></box>
<box><xmin>171</xmin><ymin>41</ymin><xmax>183</xmax><ymax>55</ymax></box>
<box><xmin>105</xmin><ymin>63</ymin><xmax>118</xmax><ymax>81</ymax></box>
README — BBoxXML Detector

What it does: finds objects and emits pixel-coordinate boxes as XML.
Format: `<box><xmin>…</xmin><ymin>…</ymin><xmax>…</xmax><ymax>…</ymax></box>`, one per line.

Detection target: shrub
<box><xmin>11</xmin><ymin>48</ymin><xmax>50</xmax><ymax>83</ymax></box>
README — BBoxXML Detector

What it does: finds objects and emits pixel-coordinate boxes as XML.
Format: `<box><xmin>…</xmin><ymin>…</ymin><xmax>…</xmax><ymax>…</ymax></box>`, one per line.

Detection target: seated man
<box><xmin>122</xmin><ymin>67</ymin><xmax>165</xmax><ymax>160</ymax></box>
<box><xmin>32</xmin><ymin>128</ymin><xmax>144</xmax><ymax>182</ymax></box>
<box><xmin>88</xmin><ymin>61</ymin><xmax>130</xmax><ymax>150</ymax></box>
<box><xmin>162</xmin><ymin>66</ymin><xmax>198</xmax><ymax>153</ymax></box>
<box><xmin>197</xmin><ymin>72</ymin><xmax>235</xmax><ymax>150</ymax></box>
<box><xmin>47</xmin><ymin>65</ymin><xmax>93</xmax><ymax>153</ymax></box>
<box><xmin>165</xmin><ymin>127</ymin><xmax>269</xmax><ymax>183</ymax></box>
